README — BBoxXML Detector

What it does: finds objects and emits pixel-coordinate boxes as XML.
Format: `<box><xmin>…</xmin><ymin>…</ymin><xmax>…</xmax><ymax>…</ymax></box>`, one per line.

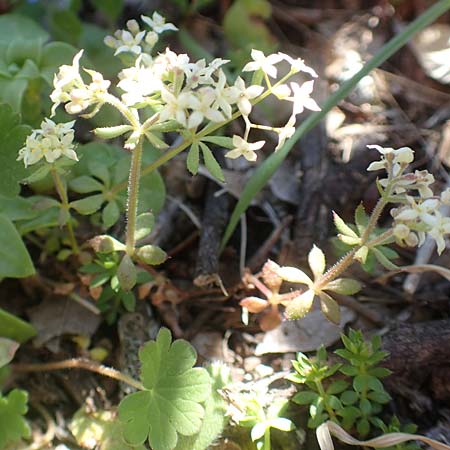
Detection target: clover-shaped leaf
<box><xmin>0</xmin><ymin>389</ymin><xmax>31</xmax><ymax>448</ymax></box>
<box><xmin>118</xmin><ymin>328</ymin><xmax>211</xmax><ymax>450</ymax></box>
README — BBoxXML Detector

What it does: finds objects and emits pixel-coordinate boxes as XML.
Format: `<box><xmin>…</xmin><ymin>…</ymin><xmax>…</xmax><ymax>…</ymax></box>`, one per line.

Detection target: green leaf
<box><xmin>337</xmin><ymin>406</ymin><xmax>361</xmax><ymax>429</ymax></box>
<box><xmin>94</xmin><ymin>125</ymin><xmax>133</xmax><ymax>140</ymax></box>
<box><xmin>70</xmin><ymin>194</ymin><xmax>104</xmax><ymax>215</ymax></box>
<box><xmin>353</xmin><ymin>374</ymin><xmax>371</xmax><ymax>393</ymax></box>
<box><xmin>354</xmin><ymin>203</ymin><xmax>369</xmax><ymax>234</ymax></box>
<box><xmin>308</xmin><ymin>245</ymin><xmax>326</xmax><ymax>279</ymax></box>
<box><xmin>0</xmin><ymin>338</ymin><xmax>19</xmax><ymax>368</ymax></box>
<box><xmin>333</xmin><ymin>212</ymin><xmax>359</xmax><ymax>238</ymax></box>
<box><xmin>0</xmin><ymin>214</ymin><xmax>35</xmax><ymax>278</ymax></box>
<box><xmin>368</xmin><ymin>367</ymin><xmax>391</xmax><ymax>378</ymax></box>
<box><xmin>89</xmin><ymin>235</ymin><xmax>126</xmax><ymax>253</ymax></box>
<box><xmin>199</xmin><ymin>142</ymin><xmax>224</xmax><ymax>182</ymax></box>
<box><xmin>372</xmin><ymin>247</ymin><xmax>399</xmax><ymax>270</ymax></box>
<box><xmin>338</xmin><ymin>364</ymin><xmax>358</xmax><ymax>376</ymax></box>
<box><xmin>102</xmin><ymin>200</ymin><xmax>121</xmax><ymax>228</ymax></box>
<box><xmin>49</xmin><ymin>9</ymin><xmax>82</xmax><ymax>46</ymax></box>
<box><xmin>354</xmin><ymin>245</ymin><xmax>369</xmax><ymax>264</ymax></box>
<box><xmin>292</xmin><ymin>391</ymin><xmax>319</xmax><ymax>405</ymax></box>
<box><xmin>117</xmin><ymin>254</ymin><xmax>137</xmax><ymax>292</ymax></box>
<box><xmin>135</xmin><ymin>245</ymin><xmax>167</xmax><ymax>266</ymax></box>
<box><xmin>69</xmin><ymin>176</ymin><xmax>104</xmax><ymax>194</ymax></box>
<box><xmin>324</xmin><ymin>278</ymin><xmax>362</xmax><ymax>295</ymax></box>
<box><xmin>367</xmin><ymin>390</ymin><xmax>391</xmax><ymax>404</ymax></box>
<box><xmin>200</xmin><ymin>136</ymin><xmax>234</xmax><ymax>148</ymax></box>
<box><xmin>118</xmin><ymin>328</ymin><xmax>211</xmax><ymax>450</ymax></box>
<box><xmin>0</xmin><ymin>195</ymin><xmax>36</xmax><ymax>221</ymax></box>
<box><xmin>326</xmin><ymin>380</ymin><xmax>349</xmax><ymax>395</ymax></box>
<box><xmin>340</xmin><ymin>390</ymin><xmax>358</xmax><ymax>405</ymax></box>
<box><xmin>319</xmin><ymin>292</ymin><xmax>340</xmax><ymax>325</ymax></box>
<box><xmin>0</xmin><ymin>14</ymin><xmax>49</xmax><ymax>44</ymax></box>
<box><xmin>121</xmin><ymin>291</ymin><xmax>136</xmax><ymax>312</ymax></box>
<box><xmin>70</xmin><ymin>408</ymin><xmax>145</xmax><ymax>450</ymax></box>
<box><xmin>359</xmin><ymin>398</ymin><xmax>372</xmax><ymax>416</ymax></box>
<box><xmin>356</xmin><ymin>417</ymin><xmax>370</xmax><ymax>437</ymax></box>
<box><xmin>0</xmin><ymin>104</ymin><xmax>30</xmax><ymax>197</ymax></box>
<box><xmin>187</xmin><ymin>141</ymin><xmax>200</xmax><ymax>175</ymax></box>
<box><xmin>134</xmin><ymin>213</ymin><xmax>155</xmax><ymax>241</ymax></box>
<box><xmin>0</xmin><ymin>389</ymin><xmax>31</xmax><ymax>448</ymax></box>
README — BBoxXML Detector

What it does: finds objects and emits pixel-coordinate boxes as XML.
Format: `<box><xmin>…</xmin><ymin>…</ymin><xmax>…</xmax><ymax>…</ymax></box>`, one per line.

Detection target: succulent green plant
<box><xmin>288</xmin><ymin>330</ymin><xmax>392</xmax><ymax>438</ymax></box>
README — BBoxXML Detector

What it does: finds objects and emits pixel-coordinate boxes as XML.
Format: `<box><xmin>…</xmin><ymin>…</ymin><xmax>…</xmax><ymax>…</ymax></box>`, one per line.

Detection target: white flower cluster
<box><xmin>367</xmin><ymin>145</ymin><xmax>450</xmax><ymax>254</ymax></box>
<box><xmin>46</xmin><ymin>13</ymin><xmax>320</xmax><ymax>163</ymax></box>
<box><xmin>17</xmin><ymin>119</ymin><xmax>77</xmax><ymax>167</ymax></box>
<box><xmin>50</xmin><ymin>50</ymin><xmax>110</xmax><ymax>117</ymax></box>
<box><xmin>104</xmin><ymin>12</ymin><xmax>177</xmax><ymax>58</ymax></box>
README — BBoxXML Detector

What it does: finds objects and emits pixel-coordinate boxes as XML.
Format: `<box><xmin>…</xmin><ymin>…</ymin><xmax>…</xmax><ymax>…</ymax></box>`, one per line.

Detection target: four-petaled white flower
<box><xmin>243</xmin><ymin>49</ymin><xmax>283</xmax><ymax>78</ymax></box>
<box><xmin>288</xmin><ymin>81</ymin><xmax>321</xmax><ymax>116</ymax></box>
<box><xmin>275</xmin><ymin>116</ymin><xmax>296</xmax><ymax>150</ymax></box>
<box><xmin>159</xmin><ymin>88</ymin><xmax>191</xmax><ymax>127</ymax></box>
<box><xmin>278</xmin><ymin>53</ymin><xmax>318</xmax><ymax>78</ymax></box>
<box><xmin>114</xmin><ymin>29</ymin><xmax>146</xmax><ymax>55</ymax></box>
<box><xmin>423</xmin><ymin>212</ymin><xmax>450</xmax><ymax>254</ymax></box>
<box><xmin>229</xmin><ymin>76</ymin><xmax>264</xmax><ymax>117</ymax></box>
<box><xmin>141</xmin><ymin>12</ymin><xmax>178</xmax><ymax>34</ymax></box>
<box><xmin>187</xmin><ymin>87</ymin><xmax>225</xmax><ymax>129</ymax></box>
<box><xmin>366</xmin><ymin>145</ymin><xmax>414</xmax><ymax>175</ymax></box>
<box><xmin>226</xmin><ymin>135</ymin><xmax>265</xmax><ymax>162</ymax></box>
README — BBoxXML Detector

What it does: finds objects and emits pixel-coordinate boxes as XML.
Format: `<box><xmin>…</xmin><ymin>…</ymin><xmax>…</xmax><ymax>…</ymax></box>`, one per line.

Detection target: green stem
<box><xmin>315</xmin><ymin>380</ymin><xmax>338</xmax><ymax>422</ymax></box>
<box><xmin>103</xmin><ymin>93</ymin><xmax>141</xmax><ymax>129</ymax></box>
<box><xmin>125</xmin><ymin>137</ymin><xmax>144</xmax><ymax>255</ymax></box>
<box><xmin>51</xmin><ymin>168</ymin><xmax>79</xmax><ymax>255</ymax></box>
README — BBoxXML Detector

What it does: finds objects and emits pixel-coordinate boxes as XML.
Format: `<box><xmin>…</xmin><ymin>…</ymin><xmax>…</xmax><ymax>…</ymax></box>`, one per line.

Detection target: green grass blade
<box><xmin>221</xmin><ymin>0</ymin><xmax>450</xmax><ymax>250</ymax></box>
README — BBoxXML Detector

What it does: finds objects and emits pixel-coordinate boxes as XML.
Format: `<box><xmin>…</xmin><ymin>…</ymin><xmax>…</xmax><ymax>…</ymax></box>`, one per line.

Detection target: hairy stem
<box><xmin>13</xmin><ymin>358</ymin><xmax>144</xmax><ymax>391</ymax></box>
<box><xmin>51</xmin><ymin>168</ymin><xmax>79</xmax><ymax>255</ymax></box>
<box><xmin>125</xmin><ymin>137</ymin><xmax>144</xmax><ymax>255</ymax></box>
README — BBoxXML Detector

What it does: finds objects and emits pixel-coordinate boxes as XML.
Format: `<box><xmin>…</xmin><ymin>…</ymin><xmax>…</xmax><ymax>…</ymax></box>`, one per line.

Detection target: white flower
<box><xmin>394</xmin><ymin>196</ymin><xmax>439</xmax><ymax>222</ymax></box>
<box><xmin>229</xmin><ymin>76</ymin><xmax>264</xmax><ymax>117</ymax></box>
<box><xmin>213</xmin><ymin>70</ymin><xmax>234</xmax><ymax>118</ymax></box>
<box><xmin>114</xmin><ymin>29</ymin><xmax>146</xmax><ymax>55</ymax></box>
<box><xmin>141</xmin><ymin>12</ymin><xmax>178</xmax><ymax>34</ymax></box>
<box><xmin>187</xmin><ymin>87</ymin><xmax>224</xmax><ymax>129</ymax></box>
<box><xmin>159</xmin><ymin>88</ymin><xmax>191</xmax><ymax>126</ymax></box>
<box><xmin>17</xmin><ymin>120</ymin><xmax>77</xmax><ymax>167</ymax></box>
<box><xmin>225</xmin><ymin>135</ymin><xmax>265</xmax><ymax>162</ymax></box>
<box><xmin>242</xmin><ymin>49</ymin><xmax>283</xmax><ymax>78</ymax></box>
<box><xmin>366</xmin><ymin>145</ymin><xmax>414</xmax><ymax>175</ymax></box>
<box><xmin>118</xmin><ymin>62</ymin><xmax>162</xmax><ymax>106</ymax></box>
<box><xmin>50</xmin><ymin>50</ymin><xmax>85</xmax><ymax>116</ymax></box>
<box><xmin>423</xmin><ymin>212</ymin><xmax>450</xmax><ymax>254</ymax></box>
<box><xmin>288</xmin><ymin>81</ymin><xmax>320</xmax><ymax>116</ymax></box>
<box><xmin>278</xmin><ymin>53</ymin><xmax>318</xmax><ymax>77</ymax></box>
<box><xmin>275</xmin><ymin>116</ymin><xmax>296</xmax><ymax>150</ymax></box>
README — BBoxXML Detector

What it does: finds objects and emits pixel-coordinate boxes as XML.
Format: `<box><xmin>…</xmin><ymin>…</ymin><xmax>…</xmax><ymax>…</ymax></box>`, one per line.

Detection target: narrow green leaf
<box><xmin>333</xmin><ymin>212</ymin><xmax>359</xmax><ymax>238</ymax></box>
<box><xmin>199</xmin><ymin>142</ymin><xmax>224</xmax><ymax>182</ymax></box>
<box><xmin>372</xmin><ymin>247</ymin><xmax>399</xmax><ymax>270</ymax></box>
<box><xmin>187</xmin><ymin>142</ymin><xmax>200</xmax><ymax>175</ymax></box>
<box><xmin>200</xmin><ymin>136</ymin><xmax>233</xmax><ymax>148</ymax></box>
<box><xmin>354</xmin><ymin>203</ymin><xmax>369</xmax><ymax>234</ymax></box>
<box><xmin>292</xmin><ymin>391</ymin><xmax>318</xmax><ymax>405</ymax></box>
<box><xmin>69</xmin><ymin>176</ymin><xmax>104</xmax><ymax>194</ymax></box>
<box><xmin>324</xmin><ymin>278</ymin><xmax>362</xmax><ymax>295</ymax></box>
<box><xmin>102</xmin><ymin>200</ymin><xmax>121</xmax><ymax>228</ymax></box>
<box><xmin>70</xmin><ymin>194</ymin><xmax>104</xmax><ymax>215</ymax></box>
<box><xmin>0</xmin><ymin>308</ymin><xmax>36</xmax><ymax>343</ymax></box>
<box><xmin>117</xmin><ymin>254</ymin><xmax>137</xmax><ymax>291</ymax></box>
